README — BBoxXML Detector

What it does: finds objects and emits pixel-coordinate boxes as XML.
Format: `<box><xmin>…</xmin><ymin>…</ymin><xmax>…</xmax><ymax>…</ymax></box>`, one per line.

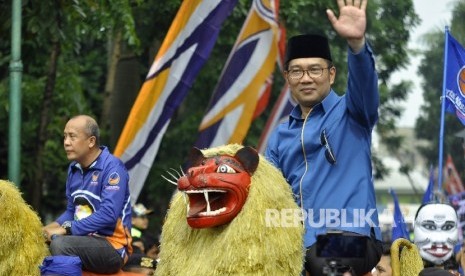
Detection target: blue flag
<box><xmin>390</xmin><ymin>189</ymin><xmax>410</xmax><ymax>241</ymax></box>
<box><xmin>444</xmin><ymin>31</ymin><xmax>465</xmax><ymax>125</ymax></box>
<box><xmin>422</xmin><ymin>165</ymin><xmax>435</xmax><ymax>204</ymax></box>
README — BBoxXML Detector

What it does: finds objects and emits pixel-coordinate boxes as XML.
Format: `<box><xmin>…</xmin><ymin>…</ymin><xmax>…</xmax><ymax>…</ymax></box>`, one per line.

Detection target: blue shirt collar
<box><xmin>71</xmin><ymin>146</ymin><xmax>108</xmax><ymax>172</ymax></box>
<box><xmin>288</xmin><ymin>89</ymin><xmax>339</xmax><ymax>125</ymax></box>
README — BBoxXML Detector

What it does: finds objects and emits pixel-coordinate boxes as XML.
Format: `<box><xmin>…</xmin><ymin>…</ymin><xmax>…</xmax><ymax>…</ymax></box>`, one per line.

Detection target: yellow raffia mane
<box><xmin>390</xmin><ymin>238</ymin><xmax>423</xmax><ymax>276</ymax></box>
<box><xmin>155</xmin><ymin>144</ymin><xmax>304</xmax><ymax>275</ymax></box>
<box><xmin>0</xmin><ymin>180</ymin><xmax>49</xmax><ymax>276</ymax></box>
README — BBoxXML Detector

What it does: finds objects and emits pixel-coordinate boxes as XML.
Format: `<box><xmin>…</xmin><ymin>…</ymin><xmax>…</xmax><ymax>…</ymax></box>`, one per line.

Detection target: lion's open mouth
<box><xmin>184</xmin><ymin>189</ymin><xmax>229</xmax><ymax>217</ymax></box>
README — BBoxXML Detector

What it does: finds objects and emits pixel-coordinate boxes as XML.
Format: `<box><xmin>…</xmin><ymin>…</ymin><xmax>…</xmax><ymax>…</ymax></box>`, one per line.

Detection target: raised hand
<box><xmin>326</xmin><ymin>0</ymin><xmax>367</xmax><ymax>52</ymax></box>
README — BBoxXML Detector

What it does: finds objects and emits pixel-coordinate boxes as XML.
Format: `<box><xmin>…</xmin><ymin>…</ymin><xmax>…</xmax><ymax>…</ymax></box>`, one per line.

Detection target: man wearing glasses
<box><xmin>265</xmin><ymin>0</ymin><xmax>382</xmax><ymax>275</ymax></box>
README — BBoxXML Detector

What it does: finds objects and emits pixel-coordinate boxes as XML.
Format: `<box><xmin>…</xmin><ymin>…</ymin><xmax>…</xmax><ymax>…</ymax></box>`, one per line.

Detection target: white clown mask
<box><xmin>413</xmin><ymin>203</ymin><xmax>459</xmax><ymax>265</ymax></box>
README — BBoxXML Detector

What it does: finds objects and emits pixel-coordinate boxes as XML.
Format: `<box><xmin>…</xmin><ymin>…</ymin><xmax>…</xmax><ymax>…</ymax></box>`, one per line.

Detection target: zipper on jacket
<box><xmin>298</xmin><ymin>110</ymin><xmax>312</xmax><ymax>229</ymax></box>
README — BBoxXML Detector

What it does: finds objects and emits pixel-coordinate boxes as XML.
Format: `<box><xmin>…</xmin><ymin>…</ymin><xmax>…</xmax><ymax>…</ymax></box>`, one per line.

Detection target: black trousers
<box><xmin>49</xmin><ymin>235</ymin><xmax>124</xmax><ymax>274</ymax></box>
<box><xmin>304</xmin><ymin>231</ymin><xmax>383</xmax><ymax>276</ymax></box>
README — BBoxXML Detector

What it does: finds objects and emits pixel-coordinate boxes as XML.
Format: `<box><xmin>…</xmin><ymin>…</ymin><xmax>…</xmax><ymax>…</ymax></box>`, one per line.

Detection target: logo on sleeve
<box><xmin>108</xmin><ymin>172</ymin><xmax>120</xmax><ymax>185</ymax></box>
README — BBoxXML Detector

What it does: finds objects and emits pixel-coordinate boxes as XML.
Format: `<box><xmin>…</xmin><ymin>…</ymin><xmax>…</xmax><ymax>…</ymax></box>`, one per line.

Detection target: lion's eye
<box><xmin>217</xmin><ymin>164</ymin><xmax>236</xmax><ymax>173</ymax></box>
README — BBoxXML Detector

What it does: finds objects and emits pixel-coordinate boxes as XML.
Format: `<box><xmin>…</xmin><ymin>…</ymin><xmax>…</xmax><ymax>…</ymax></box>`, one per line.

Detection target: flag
<box><xmin>444</xmin><ymin>31</ymin><xmax>465</xmax><ymax>125</ymax></box>
<box><xmin>422</xmin><ymin>165</ymin><xmax>435</xmax><ymax>204</ymax></box>
<box><xmin>113</xmin><ymin>0</ymin><xmax>238</xmax><ymax>204</ymax></box>
<box><xmin>256</xmin><ymin>25</ymin><xmax>295</xmax><ymax>154</ymax></box>
<box><xmin>443</xmin><ymin>154</ymin><xmax>465</xmax><ymax>195</ymax></box>
<box><xmin>390</xmin><ymin>189</ymin><xmax>410</xmax><ymax>241</ymax></box>
<box><xmin>194</xmin><ymin>0</ymin><xmax>280</xmax><ymax>149</ymax></box>
<box><xmin>257</xmin><ymin>84</ymin><xmax>295</xmax><ymax>153</ymax></box>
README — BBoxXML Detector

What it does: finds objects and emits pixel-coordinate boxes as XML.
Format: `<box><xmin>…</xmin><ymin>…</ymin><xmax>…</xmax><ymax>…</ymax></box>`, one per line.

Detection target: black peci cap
<box><xmin>285</xmin><ymin>34</ymin><xmax>332</xmax><ymax>66</ymax></box>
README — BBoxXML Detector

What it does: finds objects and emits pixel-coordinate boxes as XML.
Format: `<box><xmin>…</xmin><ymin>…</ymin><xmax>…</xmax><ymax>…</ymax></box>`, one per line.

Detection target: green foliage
<box><xmin>366</xmin><ymin>0</ymin><xmax>420</xmax><ymax>179</ymax></box>
<box><xmin>0</xmin><ymin>80</ymin><xmax>10</xmax><ymax>178</ymax></box>
<box><xmin>0</xmin><ymin>0</ymin><xmax>140</xmax><ymax>218</ymax></box>
<box><xmin>372</xmin><ymin>154</ymin><xmax>390</xmax><ymax>179</ymax></box>
<box><xmin>369</xmin><ymin>0</ymin><xmax>419</xmax><ymax>80</ymax></box>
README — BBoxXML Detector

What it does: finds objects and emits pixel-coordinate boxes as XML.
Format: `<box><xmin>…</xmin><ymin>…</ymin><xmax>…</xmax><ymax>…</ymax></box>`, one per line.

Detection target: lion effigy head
<box><xmin>177</xmin><ymin>146</ymin><xmax>258</xmax><ymax>228</ymax></box>
<box><xmin>156</xmin><ymin>144</ymin><xmax>304</xmax><ymax>275</ymax></box>
<box><xmin>0</xmin><ymin>180</ymin><xmax>49</xmax><ymax>276</ymax></box>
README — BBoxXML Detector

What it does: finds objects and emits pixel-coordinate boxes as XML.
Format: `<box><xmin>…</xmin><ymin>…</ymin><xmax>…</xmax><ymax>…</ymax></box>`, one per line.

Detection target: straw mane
<box><xmin>391</xmin><ymin>238</ymin><xmax>423</xmax><ymax>276</ymax></box>
<box><xmin>0</xmin><ymin>180</ymin><xmax>49</xmax><ymax>276</ymax></box>
<box><xmin>155</xmin><ymin>144</ymin><xmax>304</xmax><ymax>275</ymax></box>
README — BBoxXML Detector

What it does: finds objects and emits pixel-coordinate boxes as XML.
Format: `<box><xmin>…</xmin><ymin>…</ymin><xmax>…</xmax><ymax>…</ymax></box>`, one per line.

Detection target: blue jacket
<box><xmin>265</xmin><ymin>43</ymin><xmax>382</xmax><ymax>248</ymax></box>
<box><xmin>56</xmin><ymin>146</ymin><xmax>132</xmax><ymax>258</ymax></box>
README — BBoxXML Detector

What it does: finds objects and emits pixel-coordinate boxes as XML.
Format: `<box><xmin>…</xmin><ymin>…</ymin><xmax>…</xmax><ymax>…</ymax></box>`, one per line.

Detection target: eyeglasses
<box><xmin>287</xmin><ymin>67</ymin><xmax>330</xmax><ymax>80</ymax></box>
<box><xmin>320</xmin><ymin>129</ymin><xmax>336</xmax><ymax>165</ymax></box>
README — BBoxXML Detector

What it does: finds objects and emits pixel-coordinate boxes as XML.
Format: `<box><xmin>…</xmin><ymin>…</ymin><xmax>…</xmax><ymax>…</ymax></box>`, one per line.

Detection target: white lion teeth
<box><xmin>199</xmin><ymin>207</ymin><xmax>227</xmax><ymax>217</ymax></box>
<box><xmin>184</xmin><ymin>189</ymin><xmax>227</xmax><ymax>216</ymax></box>
<box><xmin>185</xmin><ymin>189</ymin><xmax>226</xmax><ymax>194</ymax></box>
<box><xmin>204</xmin><ymin>191</ymin><xmax>211</xmax><ymax>213</ymax></box>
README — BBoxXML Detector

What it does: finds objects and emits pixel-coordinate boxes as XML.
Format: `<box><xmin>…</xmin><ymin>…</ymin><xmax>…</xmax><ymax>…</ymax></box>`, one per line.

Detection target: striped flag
<box><xmin>257</xmin><ymin>25</ymin><xmax>294</xmax><ymax>153</ymax></box>
<box><xmin>257</xmin><ymin>84</ymin><xmax>295</xmax><ymax>153</ymax></box>
<box><xmin>114</xmin><ymin>0</ymin><xmax>238</xmax><ymax>204</ymax></box>
<box><xmin>194</xmin><ymin>0</ymin><xmax>281</xmax><ymax>149</ymax></box>
<box><xmin>443</xmin><ymin>154</ymin><xmax>465</xmax><ymax>195</ymax></box>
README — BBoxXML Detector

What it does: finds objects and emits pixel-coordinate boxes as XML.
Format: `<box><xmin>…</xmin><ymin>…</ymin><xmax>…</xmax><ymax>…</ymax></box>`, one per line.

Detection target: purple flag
<box><xmin>114</xmin><ymin>0</ymin><xmax>238</xmax><ymax>204</ymax></box>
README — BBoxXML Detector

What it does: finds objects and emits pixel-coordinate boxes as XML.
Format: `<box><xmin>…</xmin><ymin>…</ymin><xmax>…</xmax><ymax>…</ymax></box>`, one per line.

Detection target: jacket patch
<box><xmin>108</xmin><ymin>172</ymin><xmax>120</xmax><ymax>185</ymax></box>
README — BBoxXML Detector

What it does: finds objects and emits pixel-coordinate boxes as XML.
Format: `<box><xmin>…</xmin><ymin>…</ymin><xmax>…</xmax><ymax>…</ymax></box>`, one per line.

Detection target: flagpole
<box><xmin>437</xmin><ymin>26</ymin><xmax>450</xmax><ymax>198</ymax></box>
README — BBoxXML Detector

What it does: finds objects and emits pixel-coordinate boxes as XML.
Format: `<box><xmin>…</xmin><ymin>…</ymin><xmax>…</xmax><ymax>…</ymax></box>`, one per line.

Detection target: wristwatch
<box><xmin>61</xmin><ymin>221</ymin><xmax>72</xmax><ymax>235</ymax></box>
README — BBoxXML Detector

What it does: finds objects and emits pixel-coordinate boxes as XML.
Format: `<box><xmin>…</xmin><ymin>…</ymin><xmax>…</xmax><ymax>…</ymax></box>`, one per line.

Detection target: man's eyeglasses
<box><xmin>287</xmin><ymin>67</ymin><xmax>330</xmax><ymax>80</ymax></box>
<box><xmin>320</xmin><ymin>129</ymin><xmax>336</xmax><ymax>165</ymax></box>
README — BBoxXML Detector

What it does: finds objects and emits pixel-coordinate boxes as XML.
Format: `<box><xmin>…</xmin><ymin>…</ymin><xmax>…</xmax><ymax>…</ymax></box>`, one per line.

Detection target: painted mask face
<box><xmin>414</xmin><ymin>203</ymin><xmax>459</xmax><ymax>265</ymax></box>
<box><xmin>177</xmin><ymin>147</ymin><xmax>259</xmax><ymax>228</ymax></box>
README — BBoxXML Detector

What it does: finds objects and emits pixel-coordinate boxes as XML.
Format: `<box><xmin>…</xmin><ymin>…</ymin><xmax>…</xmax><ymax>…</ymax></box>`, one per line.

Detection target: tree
<box><xmin>0</xmin><ymin>0</ymin><xmax>139</xmax><ymax>216</ymax></box>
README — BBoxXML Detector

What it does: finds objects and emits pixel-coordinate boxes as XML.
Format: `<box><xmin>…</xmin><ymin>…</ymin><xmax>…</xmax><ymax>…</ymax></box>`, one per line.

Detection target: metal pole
<box><xmin>437</xmin><ymin>26</ymin><xmax>449</xmax><ymax>198</ymax></box>
<box><xmin>9</xmin><ymin>0</ymin><xmax>22</xmax><ymax>187</ymax></box>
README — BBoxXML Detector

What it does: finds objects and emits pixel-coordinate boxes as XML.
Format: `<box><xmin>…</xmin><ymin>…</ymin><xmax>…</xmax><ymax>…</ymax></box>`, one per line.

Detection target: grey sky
<box><xmin>395</xmin><ymin>0</ymin><xmax>454</xmax><ymax>127</ymax></box>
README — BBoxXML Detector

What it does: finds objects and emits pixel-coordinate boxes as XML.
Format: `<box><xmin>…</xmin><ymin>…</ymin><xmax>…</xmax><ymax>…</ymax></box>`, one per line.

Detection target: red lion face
<box><xmin>177</xmin><ymin>146</ymin><xmax>259</xmax><ymax>228</ymax></box>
